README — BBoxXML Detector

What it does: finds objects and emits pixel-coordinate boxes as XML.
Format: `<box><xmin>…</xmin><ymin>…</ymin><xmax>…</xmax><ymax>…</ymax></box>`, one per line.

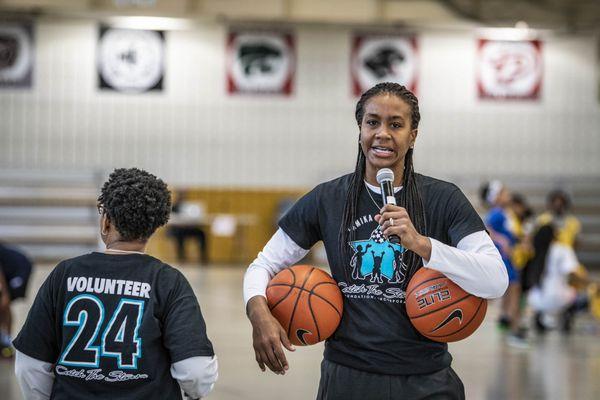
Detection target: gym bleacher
<box><xmin>0</xmin><ymin>170</ymin><xmax>101</xmax><ymax>261</ymax></box>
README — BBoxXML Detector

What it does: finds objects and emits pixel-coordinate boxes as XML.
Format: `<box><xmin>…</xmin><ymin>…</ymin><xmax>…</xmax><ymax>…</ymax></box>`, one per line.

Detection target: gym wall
<box><xmin>1</xmin><ymin>18</ymin><xmax>598</xmax><ymax>188</ymax></box>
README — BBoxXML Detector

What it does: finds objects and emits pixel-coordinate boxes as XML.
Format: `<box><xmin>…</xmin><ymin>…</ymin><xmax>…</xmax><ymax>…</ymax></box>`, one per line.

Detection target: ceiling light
<box><xmin>106</xmin><ymin>16</ymin><xmax>195</xmax><ymax>31</ymax></box>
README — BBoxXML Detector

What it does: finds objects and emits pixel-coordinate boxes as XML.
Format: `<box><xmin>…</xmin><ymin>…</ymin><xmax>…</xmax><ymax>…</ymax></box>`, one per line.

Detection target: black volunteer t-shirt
<box><xmin>279</xmin><ymin>173</ymin><xmax>485</xmax><ymax>375</ymax></box>
<box><xmin>14</xmin><ymin>253</ymin><xmax>214</xmax><ymax>400</ymax></box>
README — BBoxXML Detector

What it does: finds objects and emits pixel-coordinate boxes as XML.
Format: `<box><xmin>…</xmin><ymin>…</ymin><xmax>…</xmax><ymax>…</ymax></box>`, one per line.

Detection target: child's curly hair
<box><xmin>98</xmin><ymin>168</ymin><xmax>171</xmax><ymax>241</ymax></box>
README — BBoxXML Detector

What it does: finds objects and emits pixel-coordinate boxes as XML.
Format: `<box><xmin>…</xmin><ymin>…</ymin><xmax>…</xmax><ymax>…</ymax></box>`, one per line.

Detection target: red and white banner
<box><xmin>226</xmin><ymin>30</ymin><xmax>295</xmax><ymax>95</ymax></box>
<box><xmin>477</xmin><ymin>39</ymin><xmax>543</xmax><ymax>100</ymax></box>
<box><xmin>350</xmin><ymin>34</ymin><xmax>418</xmax><ymax>96</ymax></box>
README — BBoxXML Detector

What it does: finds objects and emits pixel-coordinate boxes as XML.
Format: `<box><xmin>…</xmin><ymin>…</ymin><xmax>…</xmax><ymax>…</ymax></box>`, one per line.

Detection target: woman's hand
<box><xmin>246</xmin><ymin>296</ymin><xmax>295</xmax><ymax>375</ymax></box>
<box><xmin>375</xmin><ymin>204</ymin><xmax>432</xmax><ymax>260</ymax></box>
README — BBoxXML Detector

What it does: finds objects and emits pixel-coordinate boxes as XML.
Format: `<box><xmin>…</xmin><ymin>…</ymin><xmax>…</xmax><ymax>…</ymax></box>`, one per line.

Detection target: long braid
<box><xmin>398</xmin><ymin>148</ymin><xmax>427</xmax><ymax>290</ymax></box>
<box><xmin>338</xmin><ymin>142</ymin><xmax>366</xmax><ymax>281</ymax></box>
<box><xmin>338</xmin><ymin>82</ymin><xmax>426</xmax><ymax>289</ymax></box>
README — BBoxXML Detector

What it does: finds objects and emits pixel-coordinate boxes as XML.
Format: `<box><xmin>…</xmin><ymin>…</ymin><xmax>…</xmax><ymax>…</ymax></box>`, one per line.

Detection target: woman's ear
<box><xmin>410</xmin><ymin>129</ymin><xmax>418</xmax><ymax>148</ymax></box>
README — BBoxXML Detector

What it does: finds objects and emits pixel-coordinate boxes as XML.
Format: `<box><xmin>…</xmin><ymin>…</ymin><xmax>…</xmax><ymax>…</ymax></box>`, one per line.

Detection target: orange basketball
<box><xmin>266</xmin><ymin>265</ymin><xmax>343</xmax><ymax>346</ymax></box>
<box><xmin>405</xmin><ymin>267</ymin><xmax>487</xmax><ymax>342</ymax></box>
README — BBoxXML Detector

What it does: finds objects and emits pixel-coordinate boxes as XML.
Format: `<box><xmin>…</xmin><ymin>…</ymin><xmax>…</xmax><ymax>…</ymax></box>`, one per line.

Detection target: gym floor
<box><xmin>2</xmin><ymin>264</ymin><xmax>599</xmax><ymax>400</ymax></box>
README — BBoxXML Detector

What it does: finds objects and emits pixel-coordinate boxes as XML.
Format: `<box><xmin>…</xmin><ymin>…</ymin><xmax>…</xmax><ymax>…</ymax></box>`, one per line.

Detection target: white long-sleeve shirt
<box><xmin>244</xmin><ymin>198</ymin><xmax>508</xmax><ymax>304</ymax></box>
<box><xmin>15</xmin><ymin>351</ymin><xmax>218</xmax><ymax>400</ymax></box>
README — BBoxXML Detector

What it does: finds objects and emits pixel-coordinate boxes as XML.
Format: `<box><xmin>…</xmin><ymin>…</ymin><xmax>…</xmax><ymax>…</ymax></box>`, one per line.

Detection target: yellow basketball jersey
<box><xmin>537</xmin><ymin>212</ymin><xmax>581</xmax><ymax>248</ymax></box>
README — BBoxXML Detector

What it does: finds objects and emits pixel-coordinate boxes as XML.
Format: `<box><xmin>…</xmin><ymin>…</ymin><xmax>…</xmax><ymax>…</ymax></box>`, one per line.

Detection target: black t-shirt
<box><xmin>279</xmin><ymin>173</ymin><xmax>484</xmax><ymax>375</ymax></box>
<box><xmin>14</xmin><ymin>252</ymin><xmax>214</xmax><ymax>400</ymax></box>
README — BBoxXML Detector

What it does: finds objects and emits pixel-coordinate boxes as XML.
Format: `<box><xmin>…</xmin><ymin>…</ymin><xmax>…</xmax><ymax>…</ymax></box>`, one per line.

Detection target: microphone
<box><xmin>376</xmin><ymin>168</ymin><xmax>400</xmax><ymax>245</ymax></box>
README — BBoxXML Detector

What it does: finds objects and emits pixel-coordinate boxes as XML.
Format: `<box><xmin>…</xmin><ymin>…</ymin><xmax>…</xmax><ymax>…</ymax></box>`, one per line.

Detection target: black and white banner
<box><xmin>0</xmin><ymin>21</ymin><xmax>34</xmax><ymax>88</ymax></box>
<box><xmin>98</xmin><ymin>26</ymin><xmax>165</xmax><ymax>93</ymax></box>
<box><xmin>226</xmin><ymin>30</ymin><xmax>295</xmax><ymax>95</ymax></box>
<box><xmin>477</xmin><ymin>39</ymin><xmax>543</xmax><ymax>100</ymax></box>
<box><xmin>351</xmin><ymin>34</ymin><xmax>418</xmax><ymax>96</ymax></box>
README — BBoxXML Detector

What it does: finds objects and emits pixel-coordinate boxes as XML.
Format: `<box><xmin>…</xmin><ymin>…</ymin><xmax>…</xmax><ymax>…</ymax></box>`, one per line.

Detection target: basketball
<box><xmin>405</xmin><ymin>267</ymin><xmax>487</xmax><ymax>342</ymax></box>
<box><xmin>266</xmin><ymin>265</ymin><xmax>343</xmax><ymax>346</ymax></box>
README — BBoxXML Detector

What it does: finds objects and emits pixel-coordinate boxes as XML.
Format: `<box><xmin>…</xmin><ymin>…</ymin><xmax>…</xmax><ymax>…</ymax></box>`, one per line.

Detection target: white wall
<box><xmin>0</xmin><ymin>18</ymin><xmax>598</xmax><ymax>188</ymax></box>
<box><xmin>417</xmin><ymin>32</ymin><xmax>600</xmax><ymax>180</ymax></box>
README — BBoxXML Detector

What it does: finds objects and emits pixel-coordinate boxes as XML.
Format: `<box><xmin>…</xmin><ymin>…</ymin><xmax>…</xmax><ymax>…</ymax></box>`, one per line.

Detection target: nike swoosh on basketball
<box><xmin>296</xmin><ymin>329</ymin><xmax>312</xmax><ymax>345</ymax></box>
<box><xmin>430</xmin><ymin>309</ymin><xmax>463</xmax><ymax>333</ymax></box>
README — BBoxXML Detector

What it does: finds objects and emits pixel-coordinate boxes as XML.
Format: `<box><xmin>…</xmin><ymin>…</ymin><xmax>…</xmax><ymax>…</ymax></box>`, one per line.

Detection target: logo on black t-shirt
<box><xmin>349</xmin><ymin>226</ymin><xmax>406</xmax><ymax>284</ymax></box>
<box><xmin>338</xmin><ymin>224</ymin><xmax>409</xmax><ymax>304</ymax></box>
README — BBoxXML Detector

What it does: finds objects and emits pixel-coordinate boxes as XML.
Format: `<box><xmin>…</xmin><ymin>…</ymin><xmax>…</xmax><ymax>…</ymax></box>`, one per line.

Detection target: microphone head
<box><xmin>376</xmin><ymin>168</ymin><xmax>394</xmax><ymax>184</ymax></box>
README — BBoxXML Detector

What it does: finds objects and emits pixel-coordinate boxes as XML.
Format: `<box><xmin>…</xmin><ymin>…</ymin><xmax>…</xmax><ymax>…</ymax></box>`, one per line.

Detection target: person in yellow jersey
<box><xmin>528</xmin><ymin>190</ymin><xmax>594</xmax><ymax>333</ymax></box>
<box><xmin>509</xmin><ymin>193</ymin><xmax>534</xmax><ymax>271</ymax></box>
<box><xmin>537</xmin><ymin>190</ymin><xmax>581</xmax><ymax>248</ymax></box>
<box><xmin>525</xmin><ymin>224</ymin><xmax>588</xmax><ymax>334</ymax></box>
<box><xmin>536</xmin><ymin>190</ymin><xmax>588</xmax><ymax>289</ymax></box>
<box><xmin>505</xmin><ymin>193</ymin><xmax>536</xmax><ymax>338</ymax></box>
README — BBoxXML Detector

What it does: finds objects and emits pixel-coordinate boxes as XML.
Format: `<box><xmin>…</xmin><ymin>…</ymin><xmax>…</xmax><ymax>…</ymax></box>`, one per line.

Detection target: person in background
<box><xmin>509</xmin><ymin>193</ymin><xmax>534</xmax><ymax>272</ymax></box>
<box><xmin>508</xmin><ymin>193</ymin><xmax>535</xmax><ymax>336</ymax></box>
<box><xmin>537</xmin><ymin>190</ymin><xmax>581</xmax><ymax>248</ymax></box>
<box><xmin>168</xmin><ymin>190</ymin><xmax>209</xmax><ymax>264</ymax></box>
<box><xmin>0</xmin><ymin>243</ymin><xmax>33</xmax><ymax>358</ymax></box>
<box><xmin>536</xmin><ymin>189</ymin><xmax>588</xmax><ymax>287</ymax></box>
<box><xmin>529</xmin><ymin>189</ymin><xmax>595</xmax><ymax>333</ymax></box>
<box><xmin>526</xmin><ymin>224</ymin><xmax>588</xmax><ymax>333</ymax></box>
<box><xmin>480</xmin><ymin>181</ymin><xmax>526</xmax><ymax>347</ymax></box>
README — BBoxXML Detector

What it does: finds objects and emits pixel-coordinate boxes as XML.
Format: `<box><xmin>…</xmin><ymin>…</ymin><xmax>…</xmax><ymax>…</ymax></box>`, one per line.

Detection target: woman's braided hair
<box><xmin>338</xmin><ymin>82</ymin><xmax>426</xmax><ymax>289</ymax></box>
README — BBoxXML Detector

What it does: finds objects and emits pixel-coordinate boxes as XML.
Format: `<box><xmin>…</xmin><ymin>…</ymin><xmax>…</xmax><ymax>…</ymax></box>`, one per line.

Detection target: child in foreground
<box><xmin>14</xmin><ymin>168</ymin><xmax>217</xmax><ymax>399</ymax></box>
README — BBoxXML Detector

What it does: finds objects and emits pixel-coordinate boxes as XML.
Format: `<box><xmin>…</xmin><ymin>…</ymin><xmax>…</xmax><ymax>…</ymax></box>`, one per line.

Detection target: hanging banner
<box><xmin>350</xmin><ymin>34</ymin><xmax>418</xmax><ymax>96</ymax></box>
<box><xmin>226</xmin><ymin>30</ymin><xmax>295</xmax><ymax>95</ymax></box>
<box><xmin>97</xmin><ymin>26</ymin><xmax>165</xmax><ymax>93</ymax></box>
<box><xmin>0</xmin><ymin>21</ymin><xmax>34</xmax><ymax>88</ymax></box>
<box><xmin>477</xmin><ymin>39</ymin><xmax>543</xmax><ymax>100</ymax></box>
